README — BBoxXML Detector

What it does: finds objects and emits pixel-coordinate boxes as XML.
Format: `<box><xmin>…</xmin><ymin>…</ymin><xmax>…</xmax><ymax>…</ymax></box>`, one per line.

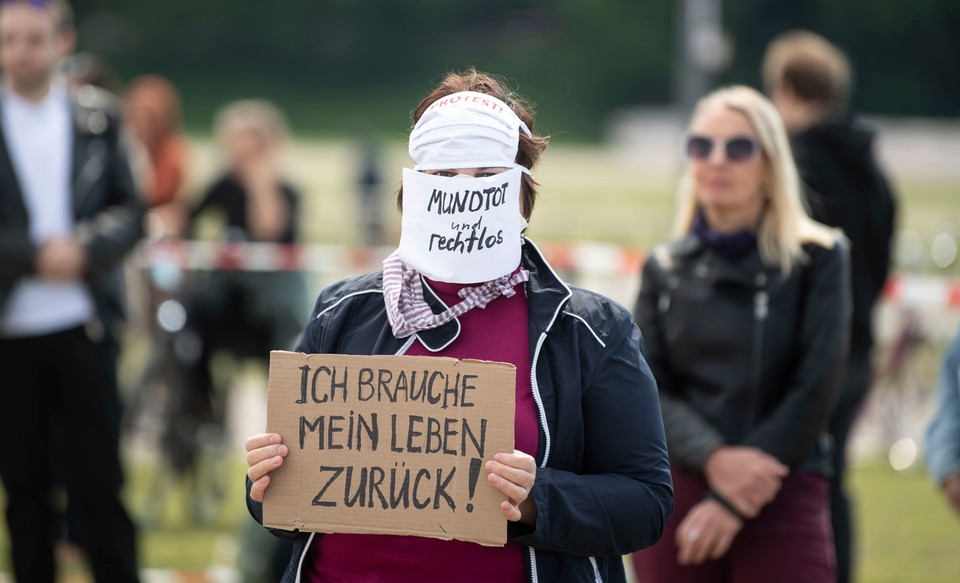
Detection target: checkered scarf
<box><xmin>382</xmin><ymin>251</ymin><xmax>529</xmax><ymax>339</ymax></box>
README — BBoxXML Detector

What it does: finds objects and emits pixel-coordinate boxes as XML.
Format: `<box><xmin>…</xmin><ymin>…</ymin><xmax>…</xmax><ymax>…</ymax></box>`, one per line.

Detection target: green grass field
<box><xmin>851</xmin><ymin>461</ymin><xmax>960</xmax><ymax>583</ymax></box>
<box><xmin>1</xmin><ymin>459</ymin><xmax>958</xmax><ymax>581</ymax></box>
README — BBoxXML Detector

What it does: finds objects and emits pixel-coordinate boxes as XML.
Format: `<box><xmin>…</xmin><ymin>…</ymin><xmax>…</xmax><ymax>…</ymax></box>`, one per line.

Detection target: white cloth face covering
<box><xmin>408</xmin><ymin>91</ymin><xmax>532</xmax><ymax>174</ymax></box>
<box><xmin>398</xmin><ymin>167</ymin><xmax>526</xmax><ymax>284</ymax></box>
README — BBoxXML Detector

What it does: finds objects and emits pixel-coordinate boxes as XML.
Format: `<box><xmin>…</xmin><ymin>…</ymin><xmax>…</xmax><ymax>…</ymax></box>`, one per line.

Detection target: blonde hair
<box><xmin>762</xmin><ymin>30</ymin><xmax>851</xmax><ymax>112</ymax></box>
<box><xmin>213</xmin><ymin>99</ymin><xmax>289</xmax><ymax>148</ymax></box>
<box><xmin>672</xmin><ymin>85</ymin><xmax>839</xmax><ymax>275</ymax></box>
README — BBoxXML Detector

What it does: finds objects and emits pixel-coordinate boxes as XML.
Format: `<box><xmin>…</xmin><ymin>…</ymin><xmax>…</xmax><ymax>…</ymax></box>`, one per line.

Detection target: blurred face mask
<box><xmin>398</xmin><ymin>167</ymin><xmax>526</xmax><ymax>283</ymax></box>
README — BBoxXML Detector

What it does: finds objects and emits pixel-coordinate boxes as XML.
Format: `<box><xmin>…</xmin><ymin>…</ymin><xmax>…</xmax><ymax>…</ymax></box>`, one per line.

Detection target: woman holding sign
<box><xmin>245</xmin><ymin>69</ymin><xmax>673</xmax><ymax>582</ymax></box>
<box><xmin>630</xmin><ymin>86</ymin><xmax>849</xmax><ymax>582</ymax></box>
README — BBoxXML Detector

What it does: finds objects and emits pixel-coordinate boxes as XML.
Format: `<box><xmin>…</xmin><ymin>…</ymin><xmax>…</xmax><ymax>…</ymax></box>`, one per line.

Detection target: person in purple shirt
<box><xmin>244</xmin><ymin>69</ymin><xmax>673</xmax><ymax>583</ymax></box>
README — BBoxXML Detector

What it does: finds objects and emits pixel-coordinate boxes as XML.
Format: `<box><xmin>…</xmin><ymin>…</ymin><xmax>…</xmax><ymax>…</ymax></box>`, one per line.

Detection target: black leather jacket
<box><xmin>634</xmin><ymin>235</ymin><xmax>850</xmax><ymax>474</ymax></box>
<box><xmin>247</xmin><ymin>239</ymin><xmax>673</xmax><ymax>583</ymax></box>
<box><xmin>0</xmin><ymin>85</ymin><xmax>144</xmax><ymax>338</ymax></box>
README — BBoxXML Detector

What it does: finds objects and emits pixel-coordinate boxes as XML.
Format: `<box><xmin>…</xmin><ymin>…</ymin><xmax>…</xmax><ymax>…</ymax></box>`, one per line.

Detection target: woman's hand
<box><xmin>486</xmin><ymin>450</ymin><xmax>537</xmax><ymax>525</ymax></box>
<box><xmin>675</xmin><ymin>499</ymin><xmax>744</xmax><ymax>565</ymax></box>
<box><xmin>703</xmin><ymin>445</ymin><xmax>788</xmax><ymax>518</ymax></box>
<box><xmin>246</xmin><ymin>433</ymin><xmax>289</xmax><ymax>502</ymax></box>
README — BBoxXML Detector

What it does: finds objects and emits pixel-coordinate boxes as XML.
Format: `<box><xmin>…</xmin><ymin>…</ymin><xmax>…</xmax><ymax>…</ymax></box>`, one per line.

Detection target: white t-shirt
<box><xmin>0</xmin><ymin>81</ymin><xmax>94</xmax><ymax>337</ymax></box>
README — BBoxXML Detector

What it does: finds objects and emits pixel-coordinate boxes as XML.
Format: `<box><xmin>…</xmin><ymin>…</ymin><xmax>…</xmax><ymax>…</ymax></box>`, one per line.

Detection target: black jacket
<box><xmin>0</xmin><ymin>85</ymin><xmax>144</xmax><ymax>337</ymax></box>
<box><xmin>190</xmin><ymin>173</ymin><xmax>300</xmax><ymax>244</ymax></box>
<box><xmin>247</xmin><ymin>239</ymin><xmax>674</xmax><ymax>583</ymax></box>
<box><xmin>634</xmin><ymin>235</ymin><xmax>850</xmax><ymax>474</ymax></box>
<box><xmin>793</xmin><ymin>115</ymin><xmax>896</xmax><ymax>359</ymax></box>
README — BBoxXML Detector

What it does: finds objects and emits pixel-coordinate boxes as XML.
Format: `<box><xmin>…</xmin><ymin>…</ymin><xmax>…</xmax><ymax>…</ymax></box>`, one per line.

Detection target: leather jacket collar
<box><xmin>666</xmin><ymin>233</ymin><xmax>776</xmax><ymax>289</ymax></box>
<box><xmin>0</xmin><ymin>81</ymin><xmax>115</xmax><ymax>219</ymax></box>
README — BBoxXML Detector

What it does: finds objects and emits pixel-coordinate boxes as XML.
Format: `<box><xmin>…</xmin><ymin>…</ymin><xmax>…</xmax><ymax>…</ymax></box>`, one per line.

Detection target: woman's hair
<box><xmin>672</xmin><ymin>85</ymin><xmax>839</xmax><ymax>274</ymax></box>
<box><xmin>125</xmin><ymin>75</ymin><xmax>183</xmax><ymax>148</ymax></box>
<box><xmin>213</xmin><ymin>98</ymin><xmax>289</xmax><ymax>149</ymax></box>
<box><xmin>762</xmin><ymin>30</ymin><xmax>851</xmax><ymax>113</ymax></box>
<box><xmin>397</xmin><ymin>68</ymin><xmax>549</xmax><ymax>220</ymax></box>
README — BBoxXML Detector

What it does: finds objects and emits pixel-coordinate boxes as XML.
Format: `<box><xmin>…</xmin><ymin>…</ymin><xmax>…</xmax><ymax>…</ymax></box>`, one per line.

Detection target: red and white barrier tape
<box><xmin>883</xmin><ymin>274</ymin><xmax>960</xmax><ymax>309</ymax></box>
<box><xmin>138</xmin><ymin>240</ymin><xmax>393</xmax><ymax>274</ymax></box>
<box><xmin>137</xmin><ymin>240</ymin><xmax>960</xmax><ymax>309</ymax></box>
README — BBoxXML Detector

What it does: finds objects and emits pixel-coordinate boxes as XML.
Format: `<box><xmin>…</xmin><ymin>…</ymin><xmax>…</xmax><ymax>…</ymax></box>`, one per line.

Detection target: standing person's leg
<box><xmin>631</xmin><ymin>469</ymin><xmax>728</xmax><ymax>583</ymax></box>
<box><xmin>97</xmin><ymin>332</ymin><xmax>124</xmax><ymax>441</ymax></box>
<box><xmin>57</xmin><ymin>332</ymin><xmax>124</xmax><ymax>555</ymax></box>
<box><xmin>55</xmin><ymin>327</ymin><xmax>140</xmax><ymax>583</ymax></box>
<box><xmin>728</xmin><ymin>472</ymin><xmax>835</xmax><ymax>583</ymax></box>
<box><xmin>830</xmin><ymin>355</ymin><xmax>872</xmax><ymax>583</ymax></box>
<box><xmin>0</xmin><ymin>334</ymin><xmax>57</xmax><ymax>583</ymax></box>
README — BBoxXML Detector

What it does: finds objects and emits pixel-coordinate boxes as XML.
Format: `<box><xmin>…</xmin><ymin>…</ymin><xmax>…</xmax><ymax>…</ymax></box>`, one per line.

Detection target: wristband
<box><xmin>706</xmin><ymin>489</ymin><xmax>748</xmax><ymax>523</ymax></box>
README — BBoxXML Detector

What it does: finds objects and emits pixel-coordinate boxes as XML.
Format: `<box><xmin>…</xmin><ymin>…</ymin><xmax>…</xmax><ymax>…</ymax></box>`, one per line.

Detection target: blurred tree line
<box><xmin>71</xmin><ymin>0</ymin><xmax>959</xmax><ymax>138</ymax></box>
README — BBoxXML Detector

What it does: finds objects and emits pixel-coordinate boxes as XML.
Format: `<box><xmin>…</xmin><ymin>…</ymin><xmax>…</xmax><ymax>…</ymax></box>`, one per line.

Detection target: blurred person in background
<box><xmin>124</xmin><ymin>74</ymin><xmax>188</xmax><ymax>231</ymax></box>
<box><xmin>191</xmin><ymin>98</ymin><xmax>298</xmax><ymax>245</ymax></box>
<box><xmin>925</xmin><ymin>326</ymin><xmax>960</xmax><ymax>519</ymax></box>
<box><xmin>122</xmin><ymin>74</ymin><xmax>188</xmax><ymax>397</ymax></box>
<box><xmin>630</xmin><ymin>86</ymin><xmax>849</xmax><ymax>582</ymax></box>
<box><xmin>186</xmin><ymin>97</ymin><xmax>305</xmax><ymax>353</ymax></box>
<box><xmin>0</xmin><ymin>0</ymin><xmax>142</xmax><ymax>581</ymax></box>
<box><xmin>122</xmin><ymin>73</ymin><xmax>188</xmax><ymax>384</ymax></box>
<box><xmin>355</xmin><ymin>129</ymin><xmax>386</xmax><ymax>246</ymax></box>
<box><xmin>169</xmin><ymin>99</ymin><xmax>305</xmax><ymax>506</ymax></box>
<box><xmin>244</xmin><ymin>69</ymin><xmax>673</xmax><ymax>583</ymax></box>
<box><xmin>764</xmin><ymin>30</ymin><xmax>897</xmax><ymax>583</ymax></box>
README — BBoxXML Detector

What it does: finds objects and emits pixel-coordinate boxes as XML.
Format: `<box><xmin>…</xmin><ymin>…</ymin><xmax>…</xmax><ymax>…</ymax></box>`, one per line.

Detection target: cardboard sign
<box><xmin>263</xmin><ymin>351</ymin><xmax>516</xmax><ymax>546</ymax></box>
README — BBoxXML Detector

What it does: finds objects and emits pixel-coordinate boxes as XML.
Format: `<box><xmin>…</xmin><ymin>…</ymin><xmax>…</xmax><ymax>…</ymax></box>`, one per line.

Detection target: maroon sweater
<box><xmin>302</xmin><ymin>277</ymin><xmax>540</xmax><ymax>582</ymax></box>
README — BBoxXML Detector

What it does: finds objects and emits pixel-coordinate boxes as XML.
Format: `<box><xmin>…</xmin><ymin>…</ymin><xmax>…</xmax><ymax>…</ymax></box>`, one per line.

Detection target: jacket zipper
<box><xmin>528</xmin><ymin>331</ymin><xmax>550</xmax><ymax>583</ymax></box>
<box><xmin>294</xmin><ymin>532</ymin><xmax>315</xmax><ymax>583</ymax></box>
<box><xmin>524</xmin><ymin>256</ymin><xmax>572</xmax><ymax>583</ymax></box>
<box><xmin>748</xmin><ymin>289</ymin><xmax>769</xmax><ymax>426</ymax></box>
<box><xmin>293</xmin><ymin>336</ymin><xmax>418</xmax><ymax>582</ymax></box>
<box><xmin>589</xmin><ymin>556</ymin><xmax>603</xmax><ymax>582</ymax></box>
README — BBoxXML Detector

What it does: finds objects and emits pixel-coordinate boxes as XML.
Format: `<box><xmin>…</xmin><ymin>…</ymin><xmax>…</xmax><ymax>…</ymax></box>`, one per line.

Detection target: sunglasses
<box><xmin>685</xmin><ymin>135</ymin><xmax>760</xmax><ymax>163</ymax></box>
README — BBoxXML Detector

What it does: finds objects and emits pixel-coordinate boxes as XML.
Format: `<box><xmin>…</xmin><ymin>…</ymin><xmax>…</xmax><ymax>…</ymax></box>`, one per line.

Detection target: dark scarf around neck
<box><xmin>693</xmin><ymin>210</ymin><xmax>758</xmax><ymax>261</ymax></box>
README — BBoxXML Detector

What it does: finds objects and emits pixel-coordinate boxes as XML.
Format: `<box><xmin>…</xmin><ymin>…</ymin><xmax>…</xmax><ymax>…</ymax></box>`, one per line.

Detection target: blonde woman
<box><xmin>630</xmin><ymin>85</ymin><xmax>849</xmax><ymax>583</ymax></box>
<box><xmin>193</xmin><ymin>99</ymin><xmax>297</xmax><ymax>243</ymax></box>
<box><xmin>173</xmin><ymin>99</ymin><xmax>306</xmax><ymax>486</ymax></box>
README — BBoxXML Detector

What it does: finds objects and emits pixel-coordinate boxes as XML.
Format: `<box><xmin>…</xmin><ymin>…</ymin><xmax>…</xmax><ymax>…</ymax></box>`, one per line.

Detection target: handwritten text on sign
<box><xmin>398</xmin><ymin>167</ymin><xmax>525</xmax><ymax>283</ymax></box>
<box><xmin>262</xmin><ymin>351</ymin><xmax>516</xmax><ymax>546</ymax></box>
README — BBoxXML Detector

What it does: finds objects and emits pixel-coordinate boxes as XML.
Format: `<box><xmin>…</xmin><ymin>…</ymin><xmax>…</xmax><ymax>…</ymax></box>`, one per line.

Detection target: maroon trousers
<box><xmin>632</xmin><ymin>468</ymin><xmax>835</xmax><ymax>583</ymax></box>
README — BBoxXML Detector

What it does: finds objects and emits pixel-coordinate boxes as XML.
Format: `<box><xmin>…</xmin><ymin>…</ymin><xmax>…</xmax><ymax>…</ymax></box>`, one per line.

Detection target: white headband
<box><xmin>409</xmin><ymin>91</ymin><xmax>533</xmax><ymax>174</ymax></box>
